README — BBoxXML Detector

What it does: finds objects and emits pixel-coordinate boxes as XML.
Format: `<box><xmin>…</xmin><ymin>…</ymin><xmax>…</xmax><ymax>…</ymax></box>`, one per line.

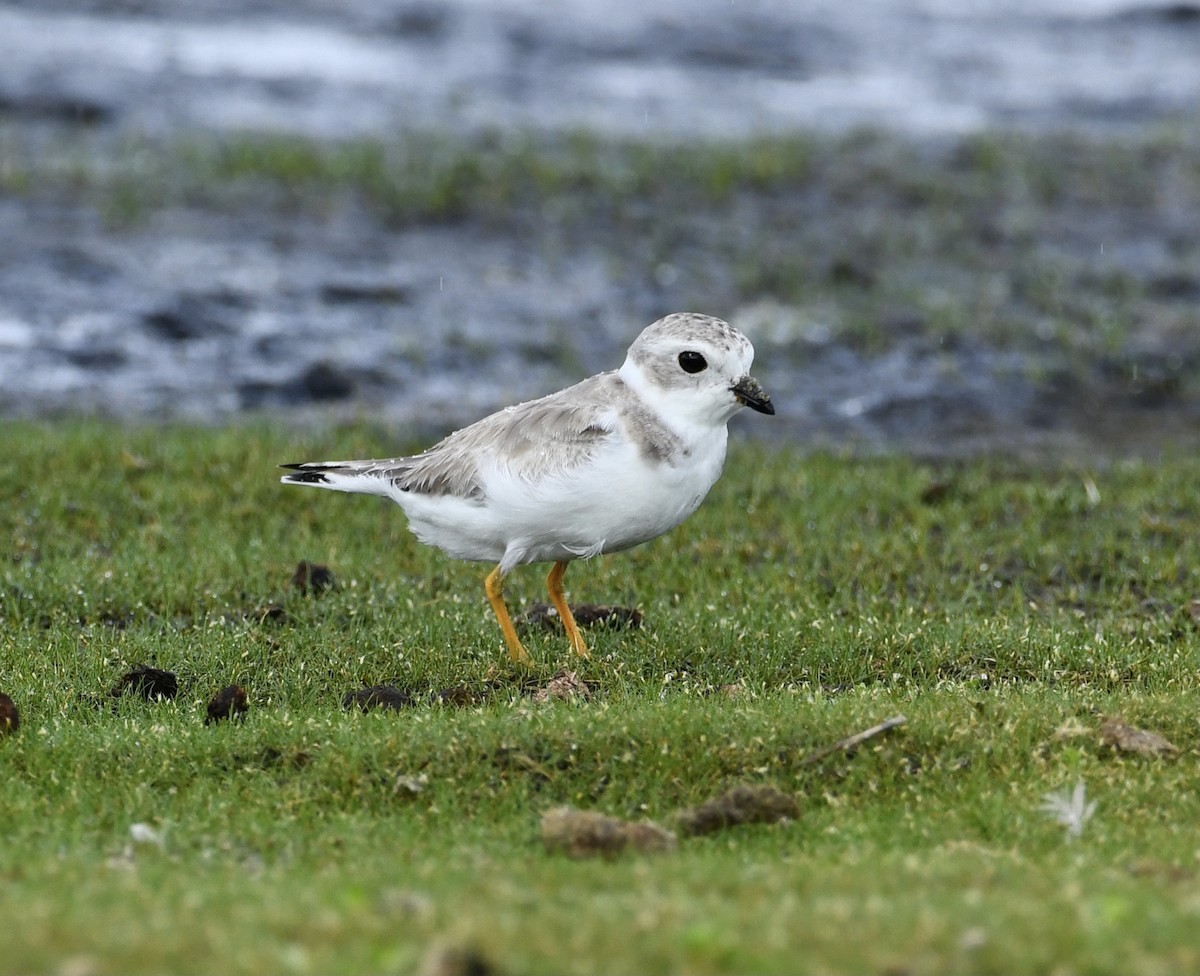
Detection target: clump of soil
<box><xmin>517</xmin><ymin>603</ymin><xmax>643</xmax><ymax>635</ymax></box>
<box><xmin>540</xmin><ymin>806</ymin><xmax>676</xmax><ymax>859</ymax></box>
<box><xmin>1099</xmin><ymin>716</ymin><xmax>1178</xmax><ymax>757</ymax></box>
<box><xmin>342</xmin><ymin>685</ymin><xmax>415</xmax><ymax>712</ymax></box>
<box><xmin>675</xmin><ymin>784</ymin><xmax>799</xmax><ymax>836</ymax></box>
<box><xmin>417</xmin><ymin>944</ymin><xmax>502</xmax><ymax>976</ymax></box>
<box><xmin>0</xmin><ymin>692</ymin><xmax>19</xmax><ymax>736</ymax></box>
<box><xmin>435</xmin><ymin>685</ymin><xmax>489</xmax><ymax>708</ymax></box>
<box><xmin>292</xmin><ymin>560</ymin><xmax>337</xmax><ymax>595</ymax></box>
<box><xmin>530</xmin><ymin>669</ymin><xmax>591</xmax><ymax>703</ymax></box>
<box><xmin>112</xmin><ymin>665</ymin><xmax>179</xmax><ymax>701</ymax></box>
<box><xmin>205</xmin><ymin>684</ymin><xmax>250</xmax><ymax>724</ymax></box>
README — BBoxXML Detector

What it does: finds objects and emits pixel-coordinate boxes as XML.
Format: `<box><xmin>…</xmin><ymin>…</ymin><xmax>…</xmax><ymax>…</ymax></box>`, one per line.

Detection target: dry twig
<box><xmin>799</xmin><ymin>714</ymin><xmax>907</xmax><ymax>766</ymax></box>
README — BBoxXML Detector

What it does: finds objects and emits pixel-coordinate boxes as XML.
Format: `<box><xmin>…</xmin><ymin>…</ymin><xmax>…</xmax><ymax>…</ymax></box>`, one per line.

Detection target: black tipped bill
<box><xmin>731</xmin><ymin>375</ymin><xmax>775</xmax><ymax>415</ymax></box>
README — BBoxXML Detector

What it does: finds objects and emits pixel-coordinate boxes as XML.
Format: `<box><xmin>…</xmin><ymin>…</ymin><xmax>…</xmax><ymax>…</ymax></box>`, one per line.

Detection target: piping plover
<box><xmin>281</xmin><ymin>312</ymin><xmax>774</xmax><ymax>665</ymax></box>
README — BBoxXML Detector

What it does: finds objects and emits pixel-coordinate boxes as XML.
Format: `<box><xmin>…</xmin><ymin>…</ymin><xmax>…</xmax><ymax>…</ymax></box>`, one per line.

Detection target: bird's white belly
<box><xmin>396</xmin><ymin>432</ymin><xmax>727</xmax><ymax>571</ymax></box>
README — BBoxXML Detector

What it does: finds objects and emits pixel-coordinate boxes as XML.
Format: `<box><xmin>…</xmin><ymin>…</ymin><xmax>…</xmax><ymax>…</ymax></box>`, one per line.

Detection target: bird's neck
<box><xmin>617</xmin><ymin>357</ymin><xmax>719</xmax><ymax>439</ymax></box>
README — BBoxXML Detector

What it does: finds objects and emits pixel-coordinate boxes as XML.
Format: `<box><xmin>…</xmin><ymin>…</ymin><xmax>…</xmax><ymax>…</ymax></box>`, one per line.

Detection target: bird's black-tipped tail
<box><xmin>279</xmin><ymin>461</ymin><xmax>396</xmax><ymax>498</ymax></box>
<box><xmin>279</xmin><ymin>462</ymin><xmax>334</xmax><ymax>485</ymax></box>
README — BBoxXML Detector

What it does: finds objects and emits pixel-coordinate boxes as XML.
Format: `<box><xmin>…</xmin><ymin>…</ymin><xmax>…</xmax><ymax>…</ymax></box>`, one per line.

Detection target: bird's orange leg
<box><xmin>547</xmin><ymin>560</ymin><xmax>589</xmax><ymax>658</ymax></box>
<box><xmin>485</xmin><ymin>565</ymin><xmax>533</xmax><ymax>666</ymax></box>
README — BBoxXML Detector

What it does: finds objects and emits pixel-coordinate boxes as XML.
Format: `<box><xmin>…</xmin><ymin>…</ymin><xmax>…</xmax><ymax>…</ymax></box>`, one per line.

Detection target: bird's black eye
<box><xmin>678</xmin><ymin>351</ymin><xmax>707</xmax><ymax>374</ymax></box>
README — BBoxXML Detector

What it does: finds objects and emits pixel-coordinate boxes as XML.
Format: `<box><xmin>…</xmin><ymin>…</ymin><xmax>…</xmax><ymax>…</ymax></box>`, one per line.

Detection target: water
<box><xmin>2</xmin><ymin>1</ymin><xmax>1197</xmax><ymax>139</ymax></box>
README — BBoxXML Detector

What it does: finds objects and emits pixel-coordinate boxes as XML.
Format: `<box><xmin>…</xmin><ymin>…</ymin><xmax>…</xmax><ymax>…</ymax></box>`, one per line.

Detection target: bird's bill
<box><xmin>731</xmin><ymin>375</ymin><xmax>775</xmax><ymax>415</ymax></box>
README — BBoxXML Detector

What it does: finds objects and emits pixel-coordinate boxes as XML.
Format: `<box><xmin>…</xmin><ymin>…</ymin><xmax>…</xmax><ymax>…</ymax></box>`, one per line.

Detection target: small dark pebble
<box><xmin>343</xmin><ymin>685</ymin><xmax>415</xmax><ymax>712</ymax></box>
<box><xmin>517</xmin><ymin>602</ymin><xmax>643</xmax><ymax>634</ymax></box>
<box><xmin>0</xmin><ymin>692</ymin><xmax>19</xmax><ymax>736</ymax></box>
<box><xmin>292</xmin><ymin>561</ymin><xmax>337</xmax><ymax>595</ymax></box>
<box><xmin>112</xmin><ymin>665</ymin><xmax>179</xmax><ymax>701</ymax></box>
<box><xmin>205</xmin><ymin>684</ymin><xmax>249</xmax><ymax>725</ymax></box>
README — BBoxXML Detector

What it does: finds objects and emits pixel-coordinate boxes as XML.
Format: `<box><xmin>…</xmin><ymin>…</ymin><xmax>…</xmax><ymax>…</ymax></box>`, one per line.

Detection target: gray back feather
<box><xmin>360</xmin><ymin>372</ymin><xmax>680</xmax><ymax>500</ymax></box>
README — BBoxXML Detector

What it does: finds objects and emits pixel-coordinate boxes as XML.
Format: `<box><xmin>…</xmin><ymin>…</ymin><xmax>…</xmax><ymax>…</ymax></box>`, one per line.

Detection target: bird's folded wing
<box><xmin>385</xmin><ymin>374</ymin><xmax>622</xmax><ymax>499</ymax></box>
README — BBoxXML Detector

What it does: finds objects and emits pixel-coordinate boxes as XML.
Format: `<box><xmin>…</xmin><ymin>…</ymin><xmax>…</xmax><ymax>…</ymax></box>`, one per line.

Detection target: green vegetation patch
<box><xmin>1</xmin><ymin>421</ymin><xmax>1198</xmax><ymax>974</ymax></box>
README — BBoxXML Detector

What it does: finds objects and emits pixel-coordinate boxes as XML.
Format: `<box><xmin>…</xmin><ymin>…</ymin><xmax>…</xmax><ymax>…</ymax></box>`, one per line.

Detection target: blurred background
<box><xmin>1</xmin><ymin>0</ymin><xmax>1198</xmax><ymax>454</ymax></box>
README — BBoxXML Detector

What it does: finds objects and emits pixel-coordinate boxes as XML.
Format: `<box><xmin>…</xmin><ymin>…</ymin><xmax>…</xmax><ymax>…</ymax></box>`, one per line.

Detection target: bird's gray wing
<box><xmin>389</xmin><ymin>373</ymin><xmax>629</xmax><ymax>499</ymax></box>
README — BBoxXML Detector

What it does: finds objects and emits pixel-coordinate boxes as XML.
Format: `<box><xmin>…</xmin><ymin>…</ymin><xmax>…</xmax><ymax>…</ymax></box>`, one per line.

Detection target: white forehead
<box><xmin>626</xmin><ymin>313</ymin><xmax>753</xmax><ymax>368</ymax></box>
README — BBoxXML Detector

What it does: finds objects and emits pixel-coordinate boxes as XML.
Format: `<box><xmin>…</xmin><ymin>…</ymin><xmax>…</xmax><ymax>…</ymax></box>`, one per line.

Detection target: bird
<box><xmin>280</xmin><ymin>312</ymin><xmax>774</xmax><ymax>665</ymax></box>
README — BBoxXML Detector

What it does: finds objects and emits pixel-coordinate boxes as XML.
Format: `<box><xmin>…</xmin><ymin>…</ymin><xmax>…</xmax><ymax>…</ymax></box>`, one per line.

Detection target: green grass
<box><xmin>0</xmin><ymin>127</ymin><xmax>821</xmax><ymax>226</ymax></box>
<box><xmin>2</xmin><ymin>421</ymin><xmax>1198</xmax><ymax>975</ymax></box>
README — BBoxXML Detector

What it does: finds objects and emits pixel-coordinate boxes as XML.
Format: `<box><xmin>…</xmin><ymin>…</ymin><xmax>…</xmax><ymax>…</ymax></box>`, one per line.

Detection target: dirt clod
<box><xmin>292</xmin><ymin>560</ymin><xmax>336</xmax><ymax>595</ymax></box>
<box><xmin>675</xmin><ymin>784</ymin><xmax>799</xmax><ymax>836</ymax></box>
<box><xmin>516</xmin><ymin>603</ymin><xmax>643</xmax><ymax>635</ymax></box>
<box><xmin>205</xmin><ymin>684</ymin><xmax>249</xmax><ymax>725</ymax></box>
<box><xmin>112</xmin><ymin>665</ymin><xmax>179</xmax><ymax>701</ymax></box>
<box><xmin>0</xmin><ymin>692</ymin><xmax>19</xmax><ymax>736</ymax></box>
<box><xmin>1099</xmin><ymin>716</ymin><xmax>1178</xmax><ymax>757</ymax></box>
<box><xmin>342</xmin><ymin>685</ymin><xmax>414</xmax><ymax>712</ymax></box>
<box><xmin>417</xmin><ymin>944</ymin><xmax>501</xmax><ymax>976</ymax></box>
<box><xmin>436</xmin><ymin>685</ymin><xmax>487</xmax><ymax>708</ymax></box>
<box><xmin>540</xmin><ymin>806</ymin><xmax>676</xmax><ymax>859</ymax></box>
<box><xmin>531</xmin><ymin>669</ymin><xmax>591</xmax><ymax>703</ymax></box>
<box><xmin>575</xmin><ymin>604</ymin><xmax>643</xmax><ymax>628</ymax></box>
